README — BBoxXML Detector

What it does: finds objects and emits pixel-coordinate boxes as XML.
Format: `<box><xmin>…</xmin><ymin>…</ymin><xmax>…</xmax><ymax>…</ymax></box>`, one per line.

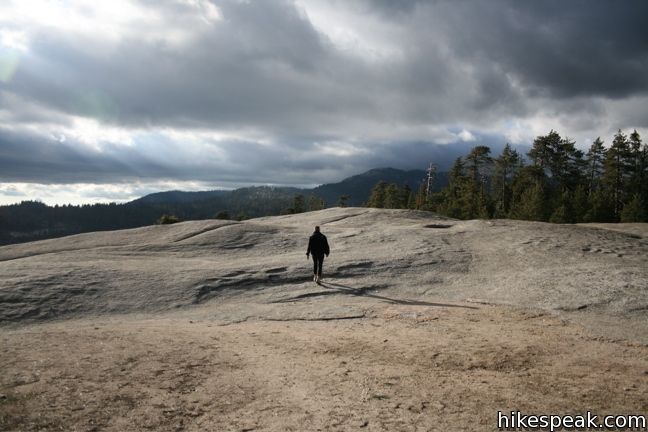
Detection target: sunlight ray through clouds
<box><xmin>0</xmin><ymin>51</ymin><xmax>20</xmax><ymax>83</ymax></box>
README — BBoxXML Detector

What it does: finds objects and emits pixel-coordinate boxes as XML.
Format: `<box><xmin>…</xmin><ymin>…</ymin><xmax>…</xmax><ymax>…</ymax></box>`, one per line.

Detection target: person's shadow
<box><xmin>318</xmin><ymin>281</ymin><xmax>478</xmax><ymax>309</ymax></box>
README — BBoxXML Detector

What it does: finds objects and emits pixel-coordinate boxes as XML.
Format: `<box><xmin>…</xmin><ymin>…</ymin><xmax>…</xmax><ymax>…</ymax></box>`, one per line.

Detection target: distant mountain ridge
<box><xmin>132</xmin><ymin>190</ymin><xmax>230</xmax><ymax>204</ymax></box>
<box><xmin>131</xmin><ymin>167</ymin><xmax>448</xmax><ymax>207</ymax></box>
<box><xmin>313</xmin><ymin>167</ymin><xmax>442</xmax><ymax>206</ymax></box>
<box><xmin>0</xmin><ymin>167</ymin><xmax>448</xmax><ymax>245</ymax></box>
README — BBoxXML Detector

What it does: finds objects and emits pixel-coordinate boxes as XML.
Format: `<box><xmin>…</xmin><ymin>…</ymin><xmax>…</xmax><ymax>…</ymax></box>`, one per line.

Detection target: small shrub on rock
<box><xmin>157</xmin><ymin>214</ymin><xmax>180</xmax><ymax>225</ymax></box>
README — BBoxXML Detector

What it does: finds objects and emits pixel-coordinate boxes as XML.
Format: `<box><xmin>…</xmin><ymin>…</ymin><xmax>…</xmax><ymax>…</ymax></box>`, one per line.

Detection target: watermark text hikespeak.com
<box><xmin>498</xmin><ymin>411</ymin><xmax>647</xmax><ymax>431</ymax></box>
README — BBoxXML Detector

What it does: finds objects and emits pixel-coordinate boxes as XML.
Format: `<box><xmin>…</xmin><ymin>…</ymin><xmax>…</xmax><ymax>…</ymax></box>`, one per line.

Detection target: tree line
<box><xmin>367</xmin><ymin>129</ymin><xmax>647</xmax><ymax>223</ymax></box>
<box><xmin>0</xmin><ymin>187</ymin><xmax>327</xmax><ymax>245</ymax></box>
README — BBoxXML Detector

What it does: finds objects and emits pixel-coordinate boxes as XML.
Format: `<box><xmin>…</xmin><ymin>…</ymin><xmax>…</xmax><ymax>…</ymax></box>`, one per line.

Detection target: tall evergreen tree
<box><xmin>293</xmin><ymin>194</ymin><xmax>305</xmax><ymax>213</ymax></box>
<box><xmin>493</xmin><ymin>143</ymin><xmax>521</xmax><ymax>217</ymax></box>
<box><xmin>407</xmin><ymin>189</ymin><xmax>417</xmax><ymax>209</ymax></box>
<box><xmin>550</xmin><ymin>136</ymin><xmax>585</xmax><ymax>193</ymax></box>
<box><xmin>628</xmin><ymin>130</ymin><xmax>644</xmax><ymax>198</ymax></box>
<box><xmin>571</xmin><ymin>185</ymin><xmax>590</xmax><ymax>223</ymax></box>
<box><xmin>307</xmin><ymin>194</ymin><xmax>325</xmax><ymax>211</ymax></box>
<box><xmin>440</xmin><ymin>158</ymin><xmax>469</xmax><ymax>218</ymax></box>
<box><xmin>530</xmin><ymin>130</ymin><xmax>585</xmax><ymax>195</ymax></box>
<box><xmin>549</xmin><ymin>190</ymin><xmax>575</xmax><ymax>223</ymax></box>
<box><xmin>586</xmin><ymin>137</ymin><xmax>607</xmax><ymax>196</ymax></box>
<box><xmin>514</xmin><ymin>182</ymin><xmax>547</xmax><ymax>221</ymax></box>
<box><xmin>384</xmin><ymin>183</ymin><xmax>401</xmax><ymax>209</ymax></box>
<box><xmin>464</xmin><ymin>146</ymin><xmax>493</xmax><ymax>218</ymax></box>
<box><xmin>367</xmin><ymin>181</ymin><xmax>387</xmax><ymax>208</ymax></box>
<box><xmin>401</xmin><ymin>184</ymin><xmax>413</xmax><ymax>209</ymax></box>
<box><xmin>509</xmin><ymin>166</ymin><xmax>548</xmax><ymax>221</ymax></box>
<box><xmin>465</xmin><ymin>146</ymin><xmax>492</xmax><ymax>183</ymax></box>
<box><xmin>641</xmin><ymin>138</ymin><xmax>648</xmax><ymax>217</ymax></box>
<box><xmin>584</xmin><ymin>187</ymin><xmax>614</xmax><ymax>222</ymax></box>
<box><xmin>529</xmin><ymin>130</ymin><xmax>561</xmax><ymax>169</ymax></box>
<box><xmin>603</xmin><ymin>129</ymin><xmax>631</xmax><ymax>219</ymax></box>
<box><xmin>620</xmin><ymin>193</ymin><xmax>647</xmax><ymax>222</ymax></box>
<box><xmin>476</xmin><ymin>181</ymin><xmax>492</xmax><ymax>219</ymax></box>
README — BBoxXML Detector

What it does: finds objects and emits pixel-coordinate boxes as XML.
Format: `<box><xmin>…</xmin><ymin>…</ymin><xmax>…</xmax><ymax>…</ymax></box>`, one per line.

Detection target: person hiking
<box><xmin>306</xmin><ymin>226</ymin><xmax>330</xmax><ymax>283</ymax></box>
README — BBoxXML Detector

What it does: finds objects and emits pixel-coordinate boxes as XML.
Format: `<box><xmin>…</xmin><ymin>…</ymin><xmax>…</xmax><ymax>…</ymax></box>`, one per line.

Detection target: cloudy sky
<box><xmin>1</xmin><ymin>0</ymin><xmax>647</xmax><ymax>205</ymax></box>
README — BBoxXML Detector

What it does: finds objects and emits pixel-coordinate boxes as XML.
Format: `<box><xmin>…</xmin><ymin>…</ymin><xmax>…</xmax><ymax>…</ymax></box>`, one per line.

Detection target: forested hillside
<box><xmin>312</xmin><ymin>168</ymin><xmax>447</xmax><ymax>206</ymax></box>
<box><xmin>0</xmin><ymin>169</ymin><xmax>440</xmax><ymax>245</ymax></box>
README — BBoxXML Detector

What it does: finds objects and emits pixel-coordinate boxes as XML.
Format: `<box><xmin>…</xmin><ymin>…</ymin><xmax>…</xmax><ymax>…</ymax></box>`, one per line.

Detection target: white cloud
<box><xmin>457</xmin><ymin>129</ymin><xmax>476</xmax><ymax>142</ymax></box>
<box><xmin>296</xmin><ymin>0</ymin><xmax>404</xmax><ymax>62</ymax></box>
<box><xmin>313</xmin><ymin>140</ymin><xmax>370</xmax><ymax>157</ymax></box>
<box><xmin>186</xmin><ymin>0</ymin><xmax>223</xmax><ymax>23</ymax></box>
<box><xmin>0</xmin><ymin>0</ymin><xmax>147</xmax><ymax>42</ymax></box>
<box><xmin>66</xmin><ymin>117</ymin><xmax>135</xmax><ymax>150</ymax></box>
<box><xmin>0</xmin><ymin>180</ymin><xmax>226</xmax><ymax>206</ymax></box>
<box><xmin>0</xmin><ymin>30</ymin><xmax>29</xmax><ymax>52</ymax></box>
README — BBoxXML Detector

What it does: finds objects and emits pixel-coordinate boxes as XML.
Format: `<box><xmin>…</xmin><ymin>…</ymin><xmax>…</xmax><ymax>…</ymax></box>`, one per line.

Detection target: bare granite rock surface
<box><xmin>1</xmin><ymin>207</ymin><xmax>647</xmax><ymax>340</ymax></box>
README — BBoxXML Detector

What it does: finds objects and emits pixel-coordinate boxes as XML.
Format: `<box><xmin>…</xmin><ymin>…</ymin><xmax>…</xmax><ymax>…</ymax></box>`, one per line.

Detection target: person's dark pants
<box><xmin>312</xmin><ymin>254</ymin><xmax>325</xmax><ymax>277</ymax></box>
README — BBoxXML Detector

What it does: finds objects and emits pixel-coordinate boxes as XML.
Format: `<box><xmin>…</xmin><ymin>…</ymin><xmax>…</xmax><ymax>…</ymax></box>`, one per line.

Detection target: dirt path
<box><xmin>2</xmin><ymin>303</ymin><xmax>647</xmax><ymax>431</ymax></box>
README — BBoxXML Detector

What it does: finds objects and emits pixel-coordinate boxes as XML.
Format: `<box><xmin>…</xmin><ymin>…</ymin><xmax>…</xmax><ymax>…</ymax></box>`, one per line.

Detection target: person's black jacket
<box><xmin>307</xmin><ymin>231</ymin><xmax>330</xmax><ymax>256</ymax></box>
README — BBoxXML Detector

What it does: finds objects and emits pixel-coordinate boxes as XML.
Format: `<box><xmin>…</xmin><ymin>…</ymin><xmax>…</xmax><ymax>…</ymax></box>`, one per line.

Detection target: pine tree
<box><xmin>603</xmin><ymin>129</ymin><xmax>631</xmax><ymax>219</ymax></box>
<box><xmin>464</xmin><ymin>146</ymin><xmax>492</xmax><ymax>218</ymax></box>
<box><xmin>628</xmin><ymin>130</ymin><xmax>644</xmax><ymax>197</ymax></box>
<box><xmin>465</xmin><ymin>146</ymin><xmax>492</xmax><ymax>183</ymax></box>
<box><xmin>584</xmin><ymin>188</ymin><xmax>614</xmax><ymax>222</ymax></box>
<box><xmin>549</xmin><ymin>205</ymin><xmax>569</xmax><ymax>224</ymax></box>
<box><xmin>307</xmin><ymin>194</ymin><xmax>325</xmax><ymax>211</ymax></box>
<box><xmin>407</xmin><ymin>189</ymin><xmax>417</xmax><ymax>209</ymax></box>
<box><xmin>367</xmin><ymin>181</ymin><xmax>387</xmax><ymax>208</ymax></box>
<box><xmin>440</xmin><ymin>158</ymin><xmax>469</xmax><ymax>218</ymax></box>
<box><xmin>549</xmin><ymin>191</ymin><xmax>574</xmax><ymax>223</ymax></box>
<box><xmin>642</xmin><ymin>139</ymin><xmax>648</xmax><ymax>218</ymax></box>
<box><xmin>620</xmin><ymin>194</ymin><xmax>647</xmax><ymax>222</ymax></box>
<box><xmin>384</xmin><ymin>184</ymin><xmax>401</xmax><ymax>209</ymax></box>
<box><xmin>493</xmin><ymin>143</ymin><xmax>521</xmax><ymax>217</ymax></box>
<box><xmin>476</xmin><ymin>181</ymin><xmax>492</xmax><ymax>219</ymax></box>
<box><xmin>529</xmin><ymin>130</ymin><xmax>560</xmax><ymax>169</ymax></box>
<box><xmin>337</xmin><ymin>195</ymin><xmax>350</xmax><ymax>208</ymax></box>
<box><xmin>586</xmin><ymin>137</ymin><xmax>606</xmax><ymax>196</ymax></box>
<box><xmin>515</xmin><ymin>182</ymin><xmax>547</xmax><ymax>221</ymax></box>
<box><xmin>509</xmin><ymin>166</ymin><xmax>547</xmax><ymax>221</ymax></box>
<box><xmin>530</xmin><ymin>131</ymin><xmax>584</xmax><ymax>192</ymax></box>
<box><xmin>401</xmin><ymin>184</ymin><xmax>413</xmax><ymax>209</ymax></box>
<box><xmin>571</xmin><ymin>185</ymin><xmax>589</xmax><ymax>223</ymax></box>
<box><xmin>551</xmin><ymin>136</ymin><xmax>585</xmax><ymax>193</ymax></box>
<box><xmin>293</xmin><ymin>194</ymin><xmax>305</xmax><ymax>213</ymax></box>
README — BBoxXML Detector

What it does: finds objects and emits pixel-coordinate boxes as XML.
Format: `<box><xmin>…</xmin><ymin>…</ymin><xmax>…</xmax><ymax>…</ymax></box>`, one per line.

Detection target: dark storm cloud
<box><xmin>5</xmin><ymin>0</ymin><xmax>343</xmax><ymax>131</ymax></box>
<box><xmin>0</xmin><ymin>128</ymin><xmax>162</xmax><ymax>183</ymax></box>
<box><xmin>375</xmin><ymin>0</ymin><xmax>648</xmax><ymax>99</ymax></box>
<box><xmin>0</xmin><ymin>126</ymin><xmax>328</xmax><ymax>184</ymax></box>
<box><xmin>0</xmin><ymin>0</ymin><xmax>646</xmax><ymax>192</ymax></box>
<box><xmin>8</xmin><ymin>0</ymin><xmax>644</xmax><ymax>133</ymax></box>
<box><xmin>363</xmin><ymin>0</ymin><xmax>429</xmax><ymax>16</ymax></box>
<box><xmin>1</xmin><ymin>0</ymin><xmax>523</xmax><ymax>133</ymax></box>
